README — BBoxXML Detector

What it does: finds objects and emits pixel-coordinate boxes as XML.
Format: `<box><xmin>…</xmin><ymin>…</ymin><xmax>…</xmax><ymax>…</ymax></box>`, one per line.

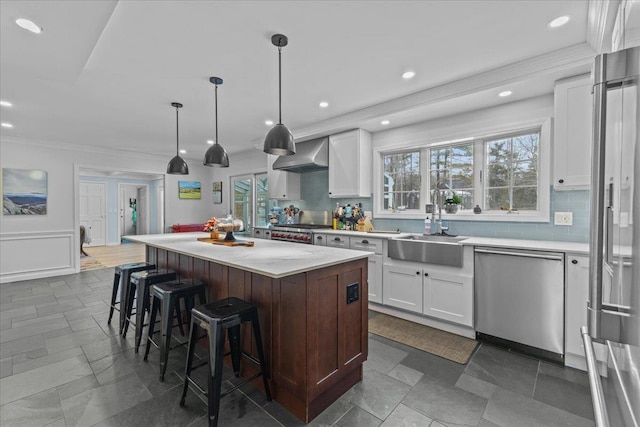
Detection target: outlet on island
<box><xmin>346</xmin><ymin>282</ymin><xmax>359</xmax><ymax>304</ymax></box>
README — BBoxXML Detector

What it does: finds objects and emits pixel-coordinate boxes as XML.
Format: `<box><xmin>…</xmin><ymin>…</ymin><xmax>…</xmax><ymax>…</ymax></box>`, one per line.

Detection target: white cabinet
<box><xmin>267</xmin><ymin>154</ymin><xmax>300</xmax><ymax>200</ymax></box>
<box><xmin>423</xmin><ymin>271</ymin><xmax>473</xmax><ymax>327</ymax></box>
<box><xmin>328</xmin><ymin>129</ymin><xmax>372</xmax><ymax>198</ymax></box>
<box><xmin>350</xmin><ymin>236</ymin><xmax>384</xmax><ymax>304</ymax></box>
<box><xmin>367</xmin><ymin>254</ymin><xmax>384</xmax><ymax>304</ymax></box>
<box><xmin>252</xmin><ymin>227</ymin><xmax>271</xmax><ymax>239</ymax></box>
<box><xmin>383</xmin><ymin>264</ymin><xmax>424</xmax><ymax>313</ymax></box>
<box><xmin>565</xmin><ymin>254</ymin><xmax>607</xmax><ymax>370</ymax></box>
<box><xmin>325</xmin><ymin>234</ymin><xmax>349</xmax><ymax>249</ymax></box>
<box><xmin>553</xmin><ymin>75</ymin><xmax>593</xmax><ymax>190</ymax></box>
<box><xmin>313</xmin><ymin>233</ymin><xmax>327</xmax><ymax>246</ymax></box>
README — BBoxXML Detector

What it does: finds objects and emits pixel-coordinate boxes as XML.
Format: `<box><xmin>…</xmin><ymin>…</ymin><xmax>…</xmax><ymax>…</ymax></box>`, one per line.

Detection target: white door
<box><xmin>137</xmin><ymin>186</ymin><xmax>148</xmax><ymax>235</ymax></box>
<box><xmin>79</xmin><ymin>182</ymin><xmax>106</xmax><ymax>246</ymax></box>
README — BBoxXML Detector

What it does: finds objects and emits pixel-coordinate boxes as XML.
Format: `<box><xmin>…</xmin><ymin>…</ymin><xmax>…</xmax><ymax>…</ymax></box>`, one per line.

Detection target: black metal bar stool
<box><xmin>107</xmin><ymin>262</ymin><xmax>155</xmax><ymax>333</ymax></box>
<box><xmin>143</xmin><ymin>279</ymin><xmax>206</xmax><ymax>381</ymax></box>
<box><xmin>122</xmin><ymin>269</ymin><xmax>178</xmax><ymax>353</ymax></box>
<box><xmin>179</xmin><ymin>297</ymin><xmax>271</xmax><ymax>427</ymax></box>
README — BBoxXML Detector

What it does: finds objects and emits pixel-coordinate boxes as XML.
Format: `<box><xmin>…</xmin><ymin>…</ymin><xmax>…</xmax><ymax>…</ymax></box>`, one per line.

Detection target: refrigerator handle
<box><xmin>581</xmin><ymin>326</ymin><xmax>610</xmax><ymax>427</ymax></box>
<box><xmin>588</xmin><ymin>70</ymin><xmax>607</xmax><ymax>340</ymax></box>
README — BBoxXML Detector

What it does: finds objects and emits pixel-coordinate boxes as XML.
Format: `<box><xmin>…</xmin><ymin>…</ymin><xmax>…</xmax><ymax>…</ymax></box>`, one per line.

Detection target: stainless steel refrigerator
<box><xmin>583</xmin><ymin>46</ymin><xmax>639</xmax><ymax>427</ymax></box>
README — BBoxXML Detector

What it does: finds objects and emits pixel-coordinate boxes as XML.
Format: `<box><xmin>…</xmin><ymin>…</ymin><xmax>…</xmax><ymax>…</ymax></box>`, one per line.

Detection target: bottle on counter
<box><xmin>424</xmin><ymin>216</ymin><xmax>431</xmax><ymax>235</ymax></box>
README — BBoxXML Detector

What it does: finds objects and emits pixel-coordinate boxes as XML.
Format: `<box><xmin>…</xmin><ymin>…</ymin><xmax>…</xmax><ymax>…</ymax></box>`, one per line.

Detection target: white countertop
<box><xmin>125</xmin><ymin>232</ymin><xmax>372</xmax><ymax>279</ymax></box>
<box><xmin>460</xmin><ymin>237</ymin><xmax>590</xmax><ymax>254</ymax></box>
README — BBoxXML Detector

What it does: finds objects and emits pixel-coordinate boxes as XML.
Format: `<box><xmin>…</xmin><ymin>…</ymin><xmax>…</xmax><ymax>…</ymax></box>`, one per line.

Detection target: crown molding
<box><xmin>1</xmin><ymin>135</ymin><xmax>168</xmax><ymax>162</ymax></box>
<box><xmin>286</xmin><ymin>43</ymin><xmax>594</xmax><ymax>142</ymax></box>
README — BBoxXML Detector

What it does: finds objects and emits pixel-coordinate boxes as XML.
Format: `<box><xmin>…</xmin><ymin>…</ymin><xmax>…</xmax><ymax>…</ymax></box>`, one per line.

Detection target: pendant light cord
<box><xmin>215</xmin><ymin>83</ymin><xmax>219</xmax><ymax>145</ymax></box>
<box><xmin>175</xmin><ymin>106</ymin><xmax>180</xmax><ymax>156</ymax></box>
<box><xmin>278</xmin><ymin>45</ymin><xmax>282</xmax><ymax>125</ymax></box>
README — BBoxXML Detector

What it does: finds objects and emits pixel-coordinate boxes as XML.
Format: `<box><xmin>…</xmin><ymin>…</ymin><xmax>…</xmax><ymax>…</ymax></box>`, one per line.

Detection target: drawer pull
<box><xmin>334</xmin><ymin>237</ymin><xmax>341</xmax><ymax>242</ymax></box>
<box><xmin>362</xmin><ymin>240</ymin><xmax>369</xmax><ymax>244</ymax></box>
<box><xmin>424</xmin><ymin>272</ymin><xmax>429</xmax><ymax>277</ymax></box>
<box><xmin>316</xmin><ymin>236</ymin><xmax>323</xmax><ymax>240</ymax></box>
<box><xmin>572</xmin><ymin>259</ymin><xmax>578</xmax><ymax>265</ymax></box>
<box><xmin>416</xmin><ymin>271</ymin><xmax>420</xmax><ymax>275</ymax></box>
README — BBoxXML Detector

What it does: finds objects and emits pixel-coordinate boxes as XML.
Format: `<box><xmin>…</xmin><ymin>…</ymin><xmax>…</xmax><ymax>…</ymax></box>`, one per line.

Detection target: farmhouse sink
<box><xmin>388</xmin><ymin>234</ymin><xmax>467</xmax><ymax>267</ymax></box>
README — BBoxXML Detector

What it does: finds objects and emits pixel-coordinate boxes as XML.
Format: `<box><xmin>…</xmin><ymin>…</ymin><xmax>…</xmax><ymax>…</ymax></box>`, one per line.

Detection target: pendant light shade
<box><xmin>203</xmin><ymin>77</ymin><xmax>229</xmax><ymax>167</ymax></box>
<box><xmin>167</xmin><ymin>102</ymin><xmax>189</xmax><ymax>175</ymax></box>
<box><xmin>263</xmin><ymin>34</ymin><xmax>295</xmax><ymax>156</ymax></box>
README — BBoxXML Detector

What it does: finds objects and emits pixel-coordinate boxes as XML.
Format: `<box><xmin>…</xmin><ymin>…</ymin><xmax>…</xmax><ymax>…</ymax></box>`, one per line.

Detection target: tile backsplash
<box><xmin>278</xmin><ymin>170</ymin><xmax>590</xmax><ymax>243</ymax></box>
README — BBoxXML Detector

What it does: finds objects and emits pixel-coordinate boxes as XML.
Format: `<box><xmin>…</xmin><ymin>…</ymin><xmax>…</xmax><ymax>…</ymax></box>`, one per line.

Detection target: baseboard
<box><xmin>0</xmin><ymin>266</ymin><xmax>77</xmax><ymax>284</ymax></box>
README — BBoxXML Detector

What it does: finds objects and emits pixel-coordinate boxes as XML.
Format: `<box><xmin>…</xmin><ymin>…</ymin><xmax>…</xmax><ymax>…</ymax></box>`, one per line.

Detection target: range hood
<box><xmin>272</xmin><ymin>137</ymin><xmax>328</xmax><ymax>172</ymax></box>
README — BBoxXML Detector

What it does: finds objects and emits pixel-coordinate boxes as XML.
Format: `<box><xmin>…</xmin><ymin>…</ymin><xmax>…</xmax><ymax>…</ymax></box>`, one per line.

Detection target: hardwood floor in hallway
<box><xmin>84</xmin><ymin>242</ymin><xmax>146</xmax><ymax>267</ymax></box>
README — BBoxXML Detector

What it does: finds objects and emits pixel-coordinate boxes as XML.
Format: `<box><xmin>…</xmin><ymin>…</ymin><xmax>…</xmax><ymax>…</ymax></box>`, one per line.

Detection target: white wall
<box><xmin>0</xmin><ymin>138</ymin><xmax>215</xmax><ymax>282</ymax></box>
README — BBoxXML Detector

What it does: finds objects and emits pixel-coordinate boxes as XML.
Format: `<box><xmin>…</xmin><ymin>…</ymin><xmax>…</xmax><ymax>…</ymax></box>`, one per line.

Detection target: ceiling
<box><xmin>0</xmin><ymin>1</ymin><xmax>600</xmax><ymax>163</ymax></box>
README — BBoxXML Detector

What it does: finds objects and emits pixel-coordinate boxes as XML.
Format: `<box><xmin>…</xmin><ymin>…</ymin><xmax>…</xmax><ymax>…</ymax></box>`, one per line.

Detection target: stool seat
<box><xmin>144</xmin><ymin>279</ymin><xmax>206</xmax><ymax>381</ymax></box>
<box><xmin>124</xmin><ymin>269</ymin><xmax>177</xmax><ymax>352</ymax></box>
<box><xmin>180</xmin><ymin>297</ymin><xmax>271</xmax><ymax>427</ymax></box>
<box><xmin>107</xmin><ymin>262</ymin><xmax>155</xmax><ymax>333</ymax></box>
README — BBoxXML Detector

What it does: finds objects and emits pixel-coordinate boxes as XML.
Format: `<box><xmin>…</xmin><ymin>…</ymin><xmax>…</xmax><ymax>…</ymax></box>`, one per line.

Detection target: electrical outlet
<box><xmin>554</xmin><ymin>211</ymin><xmax>573</xmax><ymax>226</ymax></box>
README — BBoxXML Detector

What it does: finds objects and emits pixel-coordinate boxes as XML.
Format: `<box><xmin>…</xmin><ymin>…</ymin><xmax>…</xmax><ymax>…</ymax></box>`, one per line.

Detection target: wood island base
<box><xmin>146</xmin><ymin>246</ymin><xmax>368</xmax><ymax>423</ymax></box>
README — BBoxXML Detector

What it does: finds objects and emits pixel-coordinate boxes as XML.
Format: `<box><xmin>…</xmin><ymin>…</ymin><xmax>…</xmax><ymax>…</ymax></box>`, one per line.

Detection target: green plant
<box><xmin>445</xmin><ymin>192</ymin><xmax>462</xmax><ymax>205</ymax></box>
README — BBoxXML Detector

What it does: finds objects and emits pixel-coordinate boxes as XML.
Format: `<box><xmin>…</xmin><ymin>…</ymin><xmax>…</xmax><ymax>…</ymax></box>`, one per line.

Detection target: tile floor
<box><xmin>0</xmin><ymin>268</ymin><xmax>595</xmax><ymax>426</ymax></box>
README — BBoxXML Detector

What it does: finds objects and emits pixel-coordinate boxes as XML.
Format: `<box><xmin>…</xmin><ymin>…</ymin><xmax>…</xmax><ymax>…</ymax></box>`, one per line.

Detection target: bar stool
<box><xmin>143</xmin><ymin>279</ymin><xmax>207</xmax><ymax>381</ymax></box>
<box><xmin>179</xmin><ymin>297</ymin><xmax>272</xmax><ymax>427</ymax></box>
<box><xmin>122</xmin><ymin>269</ymin><xmax>178</xmax><ymax>353</ymax></box>
<box><xmin>107</xmin><ymin>262</ymin><xmax>155</xmax><ymax>333</ymax></box>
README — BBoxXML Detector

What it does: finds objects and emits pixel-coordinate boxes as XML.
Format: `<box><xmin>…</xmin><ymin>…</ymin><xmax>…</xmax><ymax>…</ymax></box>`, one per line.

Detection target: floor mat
<box><xmin>369</xmin><ymin>313</ymin><xmax>478</xmax><ymax>364</ymax></box>
<box><xmin>80</xmin><ymin>256</ymin><xmax>108</xmax><ymax>271</ymax></box>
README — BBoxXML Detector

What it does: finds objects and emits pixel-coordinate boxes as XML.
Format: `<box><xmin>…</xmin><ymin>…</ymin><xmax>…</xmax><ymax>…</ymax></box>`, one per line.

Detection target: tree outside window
<box><xmin>383</xmin><ymin>151</ymin><xmax>421</xmax><ymax>210</ymax></box>
<box><xmin>428</xmin><ymin>144</ymin><xmax>474</xmax><ymax>210</ymax></box>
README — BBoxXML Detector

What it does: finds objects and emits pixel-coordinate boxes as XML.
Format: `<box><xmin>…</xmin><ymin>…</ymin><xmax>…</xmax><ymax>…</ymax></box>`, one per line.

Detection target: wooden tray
<box><xmin>197</xmin><ymin>237</ymin><xmax>254</xmax><ymax>247</ymax></box>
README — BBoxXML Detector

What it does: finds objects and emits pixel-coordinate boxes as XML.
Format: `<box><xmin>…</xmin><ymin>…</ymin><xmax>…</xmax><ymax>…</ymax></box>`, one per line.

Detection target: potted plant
<box><xmin>444</xmin><ymin>192</ymin><xmax>462</xmax><ymax>214</ymax></box>
<box><xmin>203</xmin><ymin>216</ymin><xmax>219</xmax><ymax>239</ymax></box>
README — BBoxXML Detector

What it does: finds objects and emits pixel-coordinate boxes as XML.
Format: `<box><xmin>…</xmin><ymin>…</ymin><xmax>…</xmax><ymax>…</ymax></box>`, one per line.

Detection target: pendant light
<box><xmin>167</xmin><ymin>102</ymin><xmax>189</xmax><ymax>175</ymax></box>
<box><xmin>263</xmin><ymin>34</ymin><xmax>295</xmax><ymax>156</ymax></box>
<box><xmin>203</xmin><ymin>77</ymin><xmax>229</xmax><ymax>167</ymax></box>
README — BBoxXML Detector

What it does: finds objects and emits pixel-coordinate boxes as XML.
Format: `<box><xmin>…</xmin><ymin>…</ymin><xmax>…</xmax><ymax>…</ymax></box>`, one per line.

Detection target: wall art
<box><xmin>2</xmin><ymin>168</ymin><xmax>48</xmax><ymax>215</ymax></box>
<box><xmin>178</xmin><ymin>181</ymin><xmax>201</xmax><ymax>199</ymax></box>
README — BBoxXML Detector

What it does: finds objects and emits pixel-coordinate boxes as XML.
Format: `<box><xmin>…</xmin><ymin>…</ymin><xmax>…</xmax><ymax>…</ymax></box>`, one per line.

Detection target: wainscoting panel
<box><xmin>0</xmin><ymin>230</ymin><xmax>76</xmax><ymax>283</ymax></box>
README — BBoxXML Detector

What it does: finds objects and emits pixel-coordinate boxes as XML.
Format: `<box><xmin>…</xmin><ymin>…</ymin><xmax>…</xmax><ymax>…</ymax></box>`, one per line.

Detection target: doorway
<box><xmin>118</xmin><ymin>183</ymin><xmax>149</xmax><ymax>241</ymax></box>
<box><xmin>79</xmin><ymin>181</ymin><xmax>107</xmax><ymax>247</ymax></box>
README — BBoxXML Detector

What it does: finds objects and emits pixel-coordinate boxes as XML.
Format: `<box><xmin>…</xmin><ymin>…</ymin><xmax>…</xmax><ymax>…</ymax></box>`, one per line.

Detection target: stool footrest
<box><xmin>220</xmin><ymin>373</ymin><xmax>264</xmax><ymax>398</ymax></box>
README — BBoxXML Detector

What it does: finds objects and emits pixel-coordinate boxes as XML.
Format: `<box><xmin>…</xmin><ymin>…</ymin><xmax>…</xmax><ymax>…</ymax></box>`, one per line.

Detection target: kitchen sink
<box><xmin>388</xmin><ymin>233</ymin><xmax>467</xmax><ymax>267</ymax></box>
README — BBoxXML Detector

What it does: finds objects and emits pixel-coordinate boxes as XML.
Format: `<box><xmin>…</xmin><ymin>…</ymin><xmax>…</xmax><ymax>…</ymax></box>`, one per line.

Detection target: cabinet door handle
<box><xmin>283</xmin><ymin>194</ymin><xmax>286</xmax><ymax>198</ymax></box>
<box><xmin>558</xmin><ymin>179</ymin><xmax>564</xmax><ymax>184</ymax></box>
<box><xmin>362</xmin><ymin>240</ymin><xmax>369</xmax><ymax>244</ymax></box>
<box><xmin>334</xmin><ymin>237</ymin><xmax>341</xmax><ymax>242</ymax></box>
<box><xmin>572</xmin><ymin>259</ymin><xmax>578</xmax><ymax>264</ymax></box>
<box><xmin>424</xmin><ymin>273</ymin><xmax>429</xmax><ymax>277</ymax></box>
<box><xmin>416</xmin><ymin>271</ymin><xmax>420</xmax><ymax>275</ymax></box>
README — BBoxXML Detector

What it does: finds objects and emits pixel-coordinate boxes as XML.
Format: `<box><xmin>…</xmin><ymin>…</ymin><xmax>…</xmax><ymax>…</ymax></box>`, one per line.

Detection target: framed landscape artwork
<box><xmin>178</xmin><ymin>181</ymin><xmax>201</xmax><ymax>199</ymax></box>
<box><xmin>1</xmin><ymin>168</ymin><xmax>48</xmax><ymax>215</ymax></box>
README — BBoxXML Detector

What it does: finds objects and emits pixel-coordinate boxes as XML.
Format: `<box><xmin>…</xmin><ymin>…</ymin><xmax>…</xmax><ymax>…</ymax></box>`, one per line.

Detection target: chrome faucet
<box><xmin>433</xmin><ymin>181</ymin><xmax>454</xmax><ymax>236</ymax></box>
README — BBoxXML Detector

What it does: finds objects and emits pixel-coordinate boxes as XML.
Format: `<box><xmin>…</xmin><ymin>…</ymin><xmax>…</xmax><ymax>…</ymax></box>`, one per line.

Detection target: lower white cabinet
<box><xmin>368</xmin><ymin>254</ymin><xmax>383</xmax><ymax>304</ymax></box>
<box><xmin>423</xmin><ymin>271</ymin><xmax>473</xmax><ymax>327</ymax></box>
<box><xmin>383</xmin><ymin>264</ymin><xmax>423</xmax><ymax>313</ymax></box>
<box><xmin>383</xmin><ymin>256</ymin><xmax>473</xmax><ymax>326</ymax></box>
<box><xmin>325</xmin><ymin>235</ymin><xmax>349</xmax><ymax>249</ymax></box>
<box><xmin>565</xmin><ymin>254</ymin><xmax>607</xmax><ymax>370</ymax></box>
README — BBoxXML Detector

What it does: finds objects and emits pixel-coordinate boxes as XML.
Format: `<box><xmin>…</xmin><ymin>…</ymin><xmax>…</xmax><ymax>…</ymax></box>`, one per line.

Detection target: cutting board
<box><xmin>197</xmin><ymin>237</ymin><xmax>255</xmax><ymax>247</ymax></box>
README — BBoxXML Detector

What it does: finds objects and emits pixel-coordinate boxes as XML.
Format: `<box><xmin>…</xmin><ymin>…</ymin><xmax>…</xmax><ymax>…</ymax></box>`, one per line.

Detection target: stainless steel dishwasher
<box><xmin>474</xmin><ymin>247</ymin><xmax>565</xmax><ymax>363</ymax></box>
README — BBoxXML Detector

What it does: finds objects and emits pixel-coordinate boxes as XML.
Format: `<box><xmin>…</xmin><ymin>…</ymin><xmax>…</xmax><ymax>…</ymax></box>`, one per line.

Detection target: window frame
<box><xmin>373</xmin><ymin>118</ymin><xmax>551</xmax><ymax>222</ymax></box>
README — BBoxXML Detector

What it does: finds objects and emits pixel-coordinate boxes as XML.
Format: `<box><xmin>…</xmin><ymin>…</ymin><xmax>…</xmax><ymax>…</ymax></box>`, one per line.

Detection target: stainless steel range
<box><xmin>270</xmin><ymin>224</ymin><xmax>331</xmax><ymax>244</ymax></box>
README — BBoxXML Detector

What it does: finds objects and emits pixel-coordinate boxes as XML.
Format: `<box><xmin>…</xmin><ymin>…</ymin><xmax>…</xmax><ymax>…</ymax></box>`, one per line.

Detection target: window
<box><xmin>232</xmin><ymin>172</ymin><xmax>276</xmax><ymax>229</ymax></box>
<box><xmin>375</xmin><ymin>123</ymin><xmax>549</xmax><ymax>221</ymax></box>
<box><xmin>429</xmin><ymin>143</ymin><xmax>474</xmax><ymax>209</ymax></box>
<box><xmin>485</xmin><ymin>132</ymin><xmax>539</xmax><ymax>211</ymax></box>
<box><xmin>383</xmin><ymin>151</ymin><xmax>421</xmax><ymax>210</ymax></box>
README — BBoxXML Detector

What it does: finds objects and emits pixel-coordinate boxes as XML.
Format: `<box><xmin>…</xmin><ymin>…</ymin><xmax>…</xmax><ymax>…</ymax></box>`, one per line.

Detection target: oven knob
<box><xmin>287</xmin><ymin>234</ymin><xmax>292</xmax><ymax>239</ymax></box>
<box><xmin>293</xmin><ymin>235</ymin><xmax>300</xmax><ymax>240</ymax></box>
<box><xmin>272</xmin><ymin>232</ymin><xmax>279</xmax><ymax>238</ymax></box>
<box><xmin>302</xmin><ymin>236</ymin><xmax>309</xmax><ymax>241</ymax></box>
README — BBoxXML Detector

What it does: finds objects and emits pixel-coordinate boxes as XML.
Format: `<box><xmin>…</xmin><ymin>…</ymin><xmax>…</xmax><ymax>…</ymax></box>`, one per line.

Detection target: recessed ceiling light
<box><xmin>498</xmin><ymin>90</ymin><xmax>513</xmax><ymax>97</ymax></box>
<box><xmin>547</xmin><ymin>16</ymin><xmax>570</xmax><ymax>28</ymax></box>
<box><xmin>0</xmin><ymin>100</ymin><xmax>12</xmax><ymax>107</ymax></box>
<box><xmin>1</xmin><ymin>123</ymin><xmax>14</xmax><ymax>128</ymax></box>
<box><xmin>207</xmin><ymin>140</ymin><xmax>214</xmax><ymax>145</ymax></box>
<box><xmin>179</xmin><ymin>149</ymin><xmax>186</xmax><ymax>154</ymax></box>
<box><xmin>15</xmin><ymin>18</ymin><xmax>42</xmax><ymax>34</ymax></box>
<box><xmin>381</xmin><ymin>120</ymin><xmax>390</xmax><ymax>125</ymax></box>
<box><xmin>402</xmin><ymin>71</ymin><xmax>415</xmax><ymax>80</ymax></box>
<box><xmin>265</xmin><ymin>120</ymin><xmax>274</xmax><ymax>126</ymax></box>
<box><xmin>319</xmin><ymin>101</ymin><xmax>329</xmax><ymax>108</ymax></box>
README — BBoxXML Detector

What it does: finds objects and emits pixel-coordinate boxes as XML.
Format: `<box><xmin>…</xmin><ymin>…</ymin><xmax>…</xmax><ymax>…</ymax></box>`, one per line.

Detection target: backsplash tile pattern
<box><xmin>279</xmin><ymin>170</ymin><xmax>590</xmax><ymax>243</ymax></box>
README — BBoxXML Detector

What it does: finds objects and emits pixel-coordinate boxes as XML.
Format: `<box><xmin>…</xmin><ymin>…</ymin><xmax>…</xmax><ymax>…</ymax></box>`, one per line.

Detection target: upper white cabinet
<box><xmin>553</xmin><ymin>75</ymin><xmax>593</xmax><ymax>190</ymax></box>
<box><xmin>328</xmin><ymin>129</ymin><xmax>372</xmax><ymax>198</ymax></box>
<box><xmin>267</xmin><ymin>154</ymin><xmax>300</xmax><ymax>200</ymax></box>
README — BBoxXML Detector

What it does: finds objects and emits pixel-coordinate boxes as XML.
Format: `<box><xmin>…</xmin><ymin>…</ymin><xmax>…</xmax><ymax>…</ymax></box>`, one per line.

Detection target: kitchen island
<box><xmin>125</xmin><ymin>232</ymin><xmax>370</xmax><ymax>423</ymax></box>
